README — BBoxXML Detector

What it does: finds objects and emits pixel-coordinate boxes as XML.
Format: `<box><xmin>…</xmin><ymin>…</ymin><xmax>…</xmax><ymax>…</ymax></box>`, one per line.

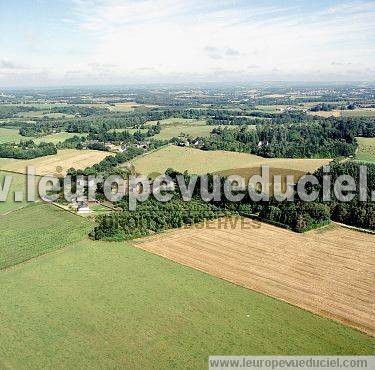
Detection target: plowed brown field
<box><xmin>134</xmin><ymin>219</ymin><xmax>375</xmax><ymax>336</ymax></box>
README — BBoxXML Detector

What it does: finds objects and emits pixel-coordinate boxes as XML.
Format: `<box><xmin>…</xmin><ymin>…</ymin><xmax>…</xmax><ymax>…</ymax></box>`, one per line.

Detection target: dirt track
<box><xmin>134</xmin><ymin>218</ymin><xmax>375</xmax><ymax>336</ymax></box>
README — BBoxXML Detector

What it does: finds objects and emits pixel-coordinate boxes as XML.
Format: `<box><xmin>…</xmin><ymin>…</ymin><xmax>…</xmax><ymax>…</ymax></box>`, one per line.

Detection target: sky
<box><xmin>0</xmin><ymin>0</ymin><xmax>374</xmax><ymax>87</ymax></box>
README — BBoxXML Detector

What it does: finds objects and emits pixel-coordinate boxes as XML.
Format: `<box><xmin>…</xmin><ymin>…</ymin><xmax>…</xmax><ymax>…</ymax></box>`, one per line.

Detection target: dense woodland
<box><xmin>202</xmin><ymin>116</ymin><xmax>374</xmax><ymax>158</ymax></box>
<box><xmin>92</xmin><ymin>161</ymin><xmax>374</xmax><ymax>240</ymax></box>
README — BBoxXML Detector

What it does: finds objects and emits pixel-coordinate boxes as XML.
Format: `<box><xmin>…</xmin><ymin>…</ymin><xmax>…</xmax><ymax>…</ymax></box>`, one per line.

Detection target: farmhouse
<box><xmin>77</xmin><ymin>201</ymin><xmax>91</xmax><ymax>214</ymax></box>
<box><xmin>136</xmin><ymin>142</ymin><xmax>149</xmax><ymax>150</ymax></box>
<box><xmin>107</xmin><ymin>143</ymin><xmax>126</xmax><ymax>153</ymax></box>
<box><xmin>193</xmin><ymin>139</ymin><xmax>205</xmax><ymax>149</ymax></box>
<box><xmin>177</xmin><ymin>138</ymin><xmax>190</xmax><ymax>147</ymax></box>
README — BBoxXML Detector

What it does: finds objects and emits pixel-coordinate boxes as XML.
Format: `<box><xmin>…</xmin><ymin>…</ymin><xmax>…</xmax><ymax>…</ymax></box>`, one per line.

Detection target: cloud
<box><xmin>2</xmin><ymin>0</ymin><xmax>375</xmax><ymax>85</ymax></box>
<box><xmin>66</xmin><ymin>0</ymin><xmax>374</xmax><ymax>77</ymax></box>
<box><xmin>331</xmin><ymin>61</ymin><xmax>355</xmax><ymax>67</ymax></box>
<box><xmin>225</xmin><ymin>48</ymin><xmax>240</xmax><ymax>56</ymax></box>
<box><xmin>204</xmin><ymin>45</ymin><xmax>241</xmax><ymax>60</ymax></box>
<box><xmin>0</xmin><ymin>60</ymin><xmax>27</xmax><ymax>70</ymax></box>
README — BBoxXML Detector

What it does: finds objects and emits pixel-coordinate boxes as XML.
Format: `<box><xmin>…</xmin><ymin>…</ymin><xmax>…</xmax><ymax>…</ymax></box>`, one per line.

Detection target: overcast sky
<box><xmin>0</xmin><ymin>0</ymin><xmax>374</xmax><ymax>87</ymax></box>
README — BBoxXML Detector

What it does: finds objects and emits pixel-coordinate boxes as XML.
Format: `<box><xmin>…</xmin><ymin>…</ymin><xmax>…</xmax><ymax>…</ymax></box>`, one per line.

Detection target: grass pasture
<box><xmin>16</xmin><ymin>110</ymin><xmax>49</xmax><ymax>119</ymax></box>
<box><xmin>255</xmin><ymin>105</ymin><xmax>289</xmax><ymax>113</ymax></box>
<box><xmin>108</xmin><ymin>102</ymin><xmax>160</xmax><ymax>112</ymax></box>
<box><xmin>0</xmin><ymin>237</ymin><xmax>372</xmax><ymax>369</ymax></box>
<box><xmin>307</xmin><ymin>110</ymin><xmax>342</xmax><ymax>118</ymax></box>
<box><xmin>110</xmin><ymin>128</ymin><xmax>148</xmax><ymax>135</ymax></box>
<box><xmin>0</xmin><ymin>171</ymin><xmax>40</xmax><ymax>215</ymax></box>
<box><xmin>0</xmin><ymin>128</ymin><xmax>79</xmax><ymax>145</ymax></box>
<box><xmin>132</xmin><ymin>145</ymin><xmax>330</xmax><ymax>176</ymax></box>
<box><xmin>144</xmin><ymin>117</ymin><xmax>236</xmax><ymax>140</ymax></box>
<box><xmin>136</xmin><ymin>219</ymin><xmax>375</xmax><ymax>336</ymax></box>
<box><xmin>108</xmin><ymin>101</ymin><xmax>139</xmax><ymax>112</ymax></box>
<box><xmin>0</xmin><ymin>127</ymin><xmax>32</xmax><ymax>144</ymax></box>
<box><xmin>154</xmin><ymin>124</ymin><xmax>222</xmax><ymax>140</ymax></box>
<box><xmin>146</xmin><ymin>118</ymin><xmax>207</xmax><ymax>127</ymax></box>
<box><xmin>34</xmin><ymin>132</ymin><xmax>86</xmax><ymax>144</ymax></box>
<box><xmin>356</xmin><ymin>137</ymin><xmax>375</xmax><ymax>163</ymax></box>
<box><xmin>0</xmin><ymin>149</ymin><xmax>111</xmax><ymax>176</ymax></box>
<box><xmin>342</xmin><ymin>109</ymin><xmax>375</xmax><ymax>117</ymax></box>
<box><xmin>217</xmin><ymin>167</ymin><xmax>306</xmax><ymax>194</ymax></box>
<box><xmin>16</xmin><ymin>110</ymin><xmax>76</xmax><ymax>119</ymax></box>
<box><xmin>0</xmin><ymin>203</ymin><xmax>93</xmax><ymax>270</ymax></box>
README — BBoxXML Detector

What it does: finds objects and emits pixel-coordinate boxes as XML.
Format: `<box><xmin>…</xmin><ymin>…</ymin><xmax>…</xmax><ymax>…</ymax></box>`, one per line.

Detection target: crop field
<box><xmin>34</xmin><ymin>131</ymin><xmax>85</xmax><ymax>144</ymax></box>
<box><xmin>145</xmin><ymin>118</ymin><xmax>231</xmax><ymax>140</ymax></box>
<box><xmin>155</xmin><ymin>124</ymin><xmax>231</xmax><ymax>140</ymax></box>
<box><xmin>0</xmin><ymin>128</ymin><xmax>79</xmax><ymax>144</ymax></box>
<box><xmin>16</xmin><ymin>110</ymin><xmax>50</xmax><ymax>118</ymax></box>
<box><xmin>111</xmin><ymin>128</ymin><xmax>148</xmax><ymax>134</ymax></box>
<box><xmin>135</xmin><ymin>219</ymin><xmax>375</xmax><ymax>336</ymax></box>
<box><xmin>255</xmin><ymin>105</ymin><xmax>289</xmax><ymax>113</ymax></box>
<box><xmin>356</xmin><ymin>137</ymin><xmax>375</xmax><ymax>162</ymax></box>
<box><xmin>112</xmin><ymin>119</ymin><xmax>226</xmax><ymax>139</ymax></box>
<box><xmin>0</xmin><ymin>149</ymin><xmax>111</xmax><ymax>176</ymax></box>
<box><xmin>146</xmin><ymin>118</ymin><xmax>207</xmax><ymax>126</ymax></box>
<box><xmin>16</xmin><ymin>110</ymin><xmax>75</xmax><ymax>119</ymax></box>
<box><xmin>1</xmin><ymin>103</ymin><xmax>65</xmax><ymax>109</ymax></box>
<box><xmin>0</xmin><ymin>127</ymin><xmax>32</xmax><ymax>144</ymax></box>
<box><xmin>0</xmin><ymin>171</ymin><xmax>40</xmax><ymax>215</ymax></box>
<box><xmin>132</xmin><ymin>145</ymin><xmax>331</xmax><ymax>176</ymax></box>
<box><xmin>217</xmin><ymin>167</ymin><xmax>307</xmax><ymax>193</ymax></box>
<box><xmin>108</xmin><ymin>102</ymin><xmax>160</xmax><ymax>112</ymax></box>
<box><xmin>0</xmin><ymin>203</ymin><xmax>93</xmax><ymax>270</ymax></box>
<box><xmin>108</xmin><ymin>101</ymin><xmax>139</xmax><ymax>111</ymax></box>
<box><xmin>0</xmin><ymin>237</ymin><xmax>372</xmax><ymax>369</ymax></box>
<box><xmin>307</xmin><ymin>110</ymin><xmax>342</xmax><ymax>118</ymax></box>
<box><xmin>342</xmin><ymin>109</ymin><xmax>375</xmax><ymax>117</ymax></box>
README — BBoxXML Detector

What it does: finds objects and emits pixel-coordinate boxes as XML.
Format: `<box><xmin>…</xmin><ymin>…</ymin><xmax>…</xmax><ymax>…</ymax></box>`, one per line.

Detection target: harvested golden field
<box><xmin>132</xmin><ymin>145</ymin><xmax>331</xmax><ymax>176</ymax></box>
<box><xmin>109</xmin><ymin>102</ymin><xmax>160</xmax><ymax>111</ymax></box>
<box><xmin>0</xmin><ymin>149</ymin><xmax>111</xmax><ymax>176</ymax></box>
<box><xmin>307</xmin><ymin>110</ymin><xmax>342</xmax><ymax>118</ymax></box>
<box><xmin>135</xmin><ymin>220</ymin><xmax>375</xmax><ymax>335</ymax></box>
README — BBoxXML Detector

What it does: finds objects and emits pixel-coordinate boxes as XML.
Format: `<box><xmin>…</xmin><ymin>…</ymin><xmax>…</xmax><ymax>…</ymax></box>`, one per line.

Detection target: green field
<box><xmin>146</xmin><ymin>118</ymin><xmax>207</xmax><ymax>127</ymax></box>
<box><xmin>0</xmin><ymin>171</ymin><xmax>40</xmax><ymax>215</ymax></box>
<box><xmin>17</xmin><ymin>111</ymin><xmax>75</xmax><ymax>119</ymax></box>
<box><xmin>131</xmin><ymin>145</ymin><xmax>331</xmax><ymax>176</ymax></box>
<box><xmin>0</xmin><ymin>203</ymin><xmax>93</xmax><ymax>270</ymax></box>
<box><xmin>0</xmin><ymin>128</ymin><xmax>79</xmax><ymax>145</ymax></box>
<box><xmin>90</xmin><ymin>203</ymin><xmax>113</xmax><ymax>215</ymax></box>
<box><xmin>255</xmin><ymin>105</ymin><xmax>288</xmax><ymax>113</ymax></box>
<box><xmin>0</xmin><ymin>236</ymin><xmax>372</xmax><ymax>369</ymax></box>
<box><xmin>16</xmin><ymin>110</ymin><xmax>49</xmax><ymax>118</ymax></box>
<box><xmin>1</xmin><ymin>103</ymin><xmax>65</xmax><ymax>109</ymax></box>
<box><xmin>154</xmin><ymin>124</ymin><xmax>223</xmax><ymax>140</ymax></box>
<box><xmin>0</xmin><ymin>127</ymin><xmax>32</xmax><ymax>144</ymax></box>
<box><xmin>34</xmin><ymin>131</ymin><xmax>85</xmax><ymax>144</ymax></box>
<box><xmin>342</xmin><ymin>110</ymin><xmax>375</xmax><ymax>117</ymax></box>
<box><xmin>356</xmin><ymin>137</ymin><xmax>375</xmax><ymax>162</ymax></box>
<box><xmin>144</xmin><ymin>117</ymin><xmax>236</xmax><ymax>140</ymax></box>
<box><xmin>110</xmin><ymin>128</ymin><xmax>148</xmax><ymax>135</ymax></box>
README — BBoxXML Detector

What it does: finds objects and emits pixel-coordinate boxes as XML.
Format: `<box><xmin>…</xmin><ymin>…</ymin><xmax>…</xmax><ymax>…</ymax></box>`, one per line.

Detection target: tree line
<box><xmin>0</xmin><ymin>140</ymin><xmax>57</xmax><ymax>159</ymax></box>
<box><xmin>91</xmin><ymin>161</ymin><xmax>374</xmax><ymax>241</ymax></box>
